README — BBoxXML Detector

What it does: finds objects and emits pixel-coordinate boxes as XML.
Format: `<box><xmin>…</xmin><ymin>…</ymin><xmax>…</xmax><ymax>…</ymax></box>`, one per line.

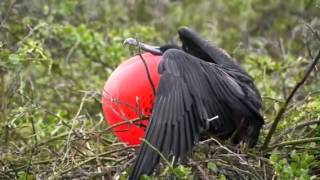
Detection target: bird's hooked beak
<box><xmin>123</xmin><ymin>37</ymin><xmax>162</xmax><ymax>55</ymax></box>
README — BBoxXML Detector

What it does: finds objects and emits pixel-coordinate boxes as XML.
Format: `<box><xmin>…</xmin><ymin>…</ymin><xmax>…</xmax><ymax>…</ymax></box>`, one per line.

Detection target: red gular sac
<box><xmin>101</xmin><ymin>53</ymin><xmax>161</xmax><ymax>145</ymax></box>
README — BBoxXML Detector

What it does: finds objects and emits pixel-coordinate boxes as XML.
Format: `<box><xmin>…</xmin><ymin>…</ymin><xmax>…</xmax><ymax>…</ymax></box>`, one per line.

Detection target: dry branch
<box><xmin>262</xmin><ymin>48</ymin><xmax>320</xmax><ymax>149</ymax></box>
<box><xmin>137</xmin><ymin>39</ymin><xmax>156</xmax><ymax>95</ymax></box>
<box><xmin>267</xmin><ymin>137</ymin><xmax>320</xmax><ymax>151</ymax></box>
<box><xmin>272</xmin><ymin>119</ymin><xmax>320</xmax><ymax>144</ymax></box>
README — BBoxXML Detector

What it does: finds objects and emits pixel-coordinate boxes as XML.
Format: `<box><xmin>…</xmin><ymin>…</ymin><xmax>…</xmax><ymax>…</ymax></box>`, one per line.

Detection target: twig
<box><xmin>141</xmin><ymin>138</ymin><xmax>173</xmax><ymax>170</ymax></box>
<box><xmin>103</xmin><ymin>116</ymin><xmax>149</xmax><ymax>132</ymax></box>
<box><xmin>17</xmin><ymin>23</ymin><xmax>46</xmax><ymax>46</ymax></box>
<box><xmin>305</xmin><ymin>40</ymin><xmax>314</xmax><ymax>59</ymax></box>
<box><xmin>29</xmin><ymin>115</ymin><xmax>38</xmax><ymax>145</ymax></box>
<box><xmin>65</xmin><ymin>40</ymin><xmax>80</xmax><ymax>63</ymax></box>
<box><xmin>0</xmin><ymin>72</ymin><xmax>8</xmax><ymax>143</ymax></box>
<box><xmin>53</xmin><ymin>145</ymin><xmax>138</xmax><ymax>178</ymax></box>
<box><xmin>112</xmin><ymin>152</ymin><xmax>135</xmax><ymax>166</ymax></box>
<box><xmin>267</xmin><ymin>137</ymin><xmax>320</xmax><ymax>151</ymax></box>
<box><xmin>102</xmin><ymin>89</ymin><xmax>141</xmax><ymax>122</ymax></box>
<box><xmin>0</xmin><ymin>171</ymin><xmax>14</xmax><ymax>179</ymax></box>
<box><xmin>34</xmin><ymin>116</ymin><xmax>148</xmax><ymax>149</ymax></box>
<box><xmin>189</xmin><ymin>159</ymin><xmax>209</xmax><ymax>180</ymax></box>
<box><xmin>215</xmin><ymin>161</ymin><xmax>261</xmax><ymax>180</ymax></box>
<box><xmin>7</xmin><ymin>159</ymin><xmax>54</xmax><ymax>172</ymax></box>
<box><xmin>262</xmin><ymin>48</ymin><xmax>320</xmax><ymax>149</ymax></box>
<box><xmin>0</xmin><ymin>0</ymin><xmax>16</xmax><ymax>27</ymax></box>
<box><xmin>284</xmin><ymin>91</ymin><xmax>317</xmax><ymax>115</ymax></box>
<box><xmin>62</xmin><ymin>92</ymin><xmax>88</xmax><ymax>163</ymax></box>
<box><xmin>209</xmin><ymin>138</ymin><xmax>248</xmax><ymax>164</ymax></box>
<box><xmin>120</xmin><ymin>154</ymin><xmax>136</xmax><ymax>171</ymax></box>
<box><xmin>262</xmin><ymin>96</ymin><xmax>285</xmax><ymax>103</ymax></box>
<box><xmin>272</xmin><ymin>119</ymin><xmax>320</xmax><ymax>144</ymax></box>
<box><xmin>305</xmin><ymin>23</ymin><xmax>320</xmax><ymax>42</ymax></box>
<box><xmin>136</xmin><ymin>39</ymin><xmax>156</xmax><ymax>96</ymax></box>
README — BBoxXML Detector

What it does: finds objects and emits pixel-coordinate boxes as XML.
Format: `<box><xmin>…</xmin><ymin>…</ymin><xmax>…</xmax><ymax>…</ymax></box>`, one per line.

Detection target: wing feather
<box><xmin>129</xmin><ymin>49</ymin><xmax>263</xmax><ymax>179</ymax></box>
<box><xmin>178</xmin><ymin>27</ymin><xmax>262</xmax><ymax>108</ymax></box>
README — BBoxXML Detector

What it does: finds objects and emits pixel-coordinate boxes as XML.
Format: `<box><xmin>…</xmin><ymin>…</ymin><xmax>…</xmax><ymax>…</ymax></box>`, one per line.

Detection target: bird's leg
<box><xmin>123</xmin><ymin>37</ymin><xmax>162</xmax><ymax>55</ymax></box>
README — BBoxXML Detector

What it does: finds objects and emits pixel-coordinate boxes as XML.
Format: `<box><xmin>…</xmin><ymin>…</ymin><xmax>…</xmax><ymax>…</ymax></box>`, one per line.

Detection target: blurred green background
<box><xmin>0</xmin><ymin>0</ymin><xmax>320</xmax><ymax>179</ymax></box>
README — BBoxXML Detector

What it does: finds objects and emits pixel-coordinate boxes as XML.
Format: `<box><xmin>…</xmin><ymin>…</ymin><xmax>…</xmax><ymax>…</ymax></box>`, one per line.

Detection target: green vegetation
<box><xmin>0</xmin><ymin>0</ymin><xmax>319</xmax><ymax>179</ymax></box>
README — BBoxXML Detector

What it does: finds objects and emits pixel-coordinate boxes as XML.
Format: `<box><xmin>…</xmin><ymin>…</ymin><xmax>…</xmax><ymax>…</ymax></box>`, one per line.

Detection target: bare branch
<box><xmin>272</xmin><ymin>119</ymin><xmax>320</xmax><ymax>144</ymax></box>
<box><xmin>136</xmin><ymin>38</ymin><xmax>156</xmax><ymax>96</ymax></box>
<box><xmin>267</xmin><ymin>137</ymin><xmax>320</xmax><ymax>151</ymax></box>
<box><xmin>262</xmin><ymin>48</ymin><xmax>320</xmax><ymax>150</ymax></box>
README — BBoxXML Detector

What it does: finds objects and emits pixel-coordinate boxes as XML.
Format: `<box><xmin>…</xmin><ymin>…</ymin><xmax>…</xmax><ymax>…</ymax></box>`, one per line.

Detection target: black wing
<box><xmin>178</xmin><ymin>27</ymin><xmax>262</xmax><ymax>108</ymax></box>
<box><xmin>129</xmin><ymin>49</ymin><xmax>264</xmax><ymax>179</ymax></box>
<box><xmin>178</xmin><ymin>27</ymin><xmax>243</xmax><ymax>71</ymax></box>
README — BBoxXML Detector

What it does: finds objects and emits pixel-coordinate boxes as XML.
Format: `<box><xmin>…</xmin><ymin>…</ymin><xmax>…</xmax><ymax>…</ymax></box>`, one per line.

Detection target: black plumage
<box><xmin>128</xmin><ymin>27</ymin><xmax>264</xmax><ymax>179</ymax></box>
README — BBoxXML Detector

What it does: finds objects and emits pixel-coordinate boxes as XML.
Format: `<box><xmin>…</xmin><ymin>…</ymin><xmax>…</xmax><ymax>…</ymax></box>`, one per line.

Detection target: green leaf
<box><xmin>219</xmin><ymin>174</ymin><xmax>227</xmax><ymax>180</ymax></box>
<box><xmin>19</xmin><ymin>172</ymin><xmax>35</xmax><ymax>180</ymax></box>
<box><xmin>207</xmin><ymin>162</ymin><xmax>218</xmax><ymax>172</ymax></box>
<box><xmin>172</xmin><ymin>165</ymin><xmax>191</xmax><ymax>179</ymax></box>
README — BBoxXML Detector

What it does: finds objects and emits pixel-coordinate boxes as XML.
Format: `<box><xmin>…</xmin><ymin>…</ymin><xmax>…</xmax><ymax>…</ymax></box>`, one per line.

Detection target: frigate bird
<box><xmin>123</xmin><ymin>27</ymin><xmax>264</xmax><ymax>179</ymax></box>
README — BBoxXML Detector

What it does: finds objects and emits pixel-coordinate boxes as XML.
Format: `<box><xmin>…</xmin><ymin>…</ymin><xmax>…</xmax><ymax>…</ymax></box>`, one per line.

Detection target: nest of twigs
<box><xmin>0</xmin><ymin>121</ymin><xmax>273</xmax><ymax>180</ymax></box>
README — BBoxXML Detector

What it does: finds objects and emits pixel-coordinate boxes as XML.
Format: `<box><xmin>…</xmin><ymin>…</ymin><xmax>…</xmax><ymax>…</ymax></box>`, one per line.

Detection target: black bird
<box><xmin>124</xmin><ymin>27</ymin><xmax>264</xmax><ymax>179</ymax></box>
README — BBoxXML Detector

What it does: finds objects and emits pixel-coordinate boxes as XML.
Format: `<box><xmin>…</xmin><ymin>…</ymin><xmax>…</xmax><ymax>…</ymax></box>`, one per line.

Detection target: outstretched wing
<box><xmin>129</xmin><ymin>49</ymin><xmax>263</xmax><ymax>179</ymax></box>
<box><xmin>178</xmin><ymin>26</ymin><xmax>262</xmax><ymax>109</ymax></box>
<box><xmin>178</xmin><ymin>27</ymin><xmax>241</xmax><ymax>70</ymax></box>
